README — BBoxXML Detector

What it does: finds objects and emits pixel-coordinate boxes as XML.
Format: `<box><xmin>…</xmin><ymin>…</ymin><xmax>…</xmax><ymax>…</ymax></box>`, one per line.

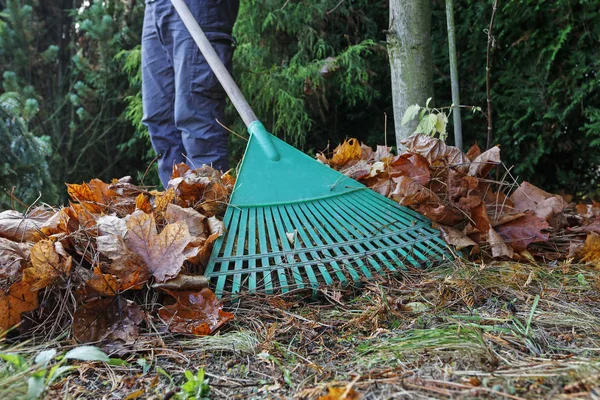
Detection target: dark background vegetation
<box><xmin>1</xmin><ymin>0</ymin><xmax>598</xmax><ymax>209</ymax></box>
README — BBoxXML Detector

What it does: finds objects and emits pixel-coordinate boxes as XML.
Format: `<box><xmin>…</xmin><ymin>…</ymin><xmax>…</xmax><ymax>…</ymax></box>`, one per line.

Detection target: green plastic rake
<box><xmin>172</xmin><ymin>0</ymin><xmax>453</xmax><ymax>296</ymax></box>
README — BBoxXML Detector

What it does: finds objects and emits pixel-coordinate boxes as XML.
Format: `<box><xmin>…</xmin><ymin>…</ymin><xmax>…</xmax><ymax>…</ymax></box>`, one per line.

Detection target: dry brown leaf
<box><xmin>96</xmin><ymin>229</ymin><xmax>150</xmax><ymax>289</ymax></box>
<box><xmin>438</xmin><ymin>225</ymin><xmax>477</xmax><ymax>250</ymax></box>
<box><xmin>158</xmin><ymin>288</ymin><xmax>233</xmax><ymax>335</ymax></box>
<box><xmin>389</xmin><ymin>153</ymin><xmax>431</xmax><ymax>186</ymax></box>
<box><xmin>318</xmin><ymin>386</ymin><xmax>362</xmax><ymax>400</ymax></box>
<box><xmin>495</xmin><ymin>212</ymin><xmax>550</xmax><ymax>252</ymax></box>
<box><xmin>135</xmin><ymin>193</ymin><xmax>153</xmax><ymax>214</ymax></box>
<box><xmin>0</xmin><ymin>209</ymin><xmax>52</xmax><ymax>242</ymax></box>
<box><xmin>468</xmin><ymin>146</ymin><xmax>500</xmax><ymax>177</ymax></box>
<box><xmin>465</xmin><ymin>143</ymin><xmax>482</xmax><ymax>161</ymax></box>
<box><xmin>510</xmin><ymin>181</ymin><xmax>566</xmax><ymax>220</ymax></box>
<box><xmin>0</xmin><ymin>280</ymin><xmax>39</xmax><ymax>331</ymax></box>
<box><xmin>400</xmin><ymin>134</ymin><xmax>470</xmax><ymax>173</ymax></box>
<box><xmin>165</xmin><ymin>204</ymin><xmax>206</xmax><ymax>237</ymax></box>
<box><xmin>330</xmin><ymin>138</ymin><xmax>362</xmax><ymax>168</ymax></box>
<box><xmin>67</xmin><ymin>179</ymin><xmax>119</xmax><ymax>213</ymax></box>
<box><xmin>0</xmin><ymin>238</ymin><xmax>31</xmax><ymax>280</ymax></box>
<box><xmin>488</xmin><ymin>228</ymin><xmax>514</xmax><ymax>259</ymax></box>
<box><xmin>152</xmin><ymin>274</ymin><xmax>209</xmax><ymax>291</ymax></box>
<box><xmin>374</xmin><ymin>145</ymin><xmax>393</xmax><ymax>162</ymax></box>
<box><xmin>23</xmin><ymin>240</ymin><xmax>73</xmax><ymax>291</ymax></box>
<box><xmin>85</xmin><ymin>267</ymin><xmax>118</xmax><ymax>297</ymax></box>
<box><xmin>579</xmin><ymin>232</ymin><xmax>600</xmax><ymax>268</ymax></box>
<box><xmin>126</xmin><ymin>211</ymin><xmax>192</xmax><ymax>282</ymax></box>
<box><xmin>73</xmin><ymin>297</ymin><xmax>143</xmax><ymax>343</ymax></box>
<box><xmin>390</xmin><ymin>176</ymin><xmax>440</xmax><ymax>206</ymax></box>
<box><xmin>97</xmin><ymin>215</ymin><xmax>127</xmax><ymax>237</ymax></box>
<box><xmin>200</xmin><ymin>182</ymin><xmax>229</xmax><ymax>217</ymax></box>
<box><xmin>154</xmin><ymin>188</ymin><xmax>176</xmax><ymax>214</ymax></box>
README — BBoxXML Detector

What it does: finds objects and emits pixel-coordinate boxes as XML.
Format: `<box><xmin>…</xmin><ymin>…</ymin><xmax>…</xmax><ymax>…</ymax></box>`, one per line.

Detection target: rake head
<box><xmin>205</xmin><ymin>189</ymin><xmax>452</xmax><ymax>296</ymax></box>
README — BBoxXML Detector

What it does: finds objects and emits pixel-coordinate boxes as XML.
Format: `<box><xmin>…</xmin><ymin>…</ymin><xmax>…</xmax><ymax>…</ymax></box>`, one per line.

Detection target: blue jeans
<box><xmin>142</xmin><ymin>0</ymin><xmax>239</xmax><ymax>187</ymax></box>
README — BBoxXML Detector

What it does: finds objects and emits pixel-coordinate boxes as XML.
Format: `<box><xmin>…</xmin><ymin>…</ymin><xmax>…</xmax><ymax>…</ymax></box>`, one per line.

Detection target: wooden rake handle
<box><xmin>171</xmin><ymin>0</ymin><xmax>280</xmax><ymax>161</ymax></box>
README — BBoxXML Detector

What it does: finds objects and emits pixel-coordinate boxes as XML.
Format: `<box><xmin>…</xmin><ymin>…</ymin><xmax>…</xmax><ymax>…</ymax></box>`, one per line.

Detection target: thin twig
<box><xmin>216</xmin><ymin>118</ymin><xmax>248</xmax><ymax>142</ymax></box>
<box><xmin>486</xmin><ymin>0</ymin><xmax>498</xmax><ymax>149</ymax></box>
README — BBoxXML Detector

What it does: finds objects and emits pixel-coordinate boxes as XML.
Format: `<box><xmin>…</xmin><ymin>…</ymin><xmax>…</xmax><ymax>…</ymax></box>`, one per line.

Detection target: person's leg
<box><xmin>141</xmin><ymin>1</ymin><xmax>186</xmax><ymax>187</ymax></box>
<box><xmin>167</xmin><ymin>1</ymin><xmax>239</xmax><ymax>172</ymax></box>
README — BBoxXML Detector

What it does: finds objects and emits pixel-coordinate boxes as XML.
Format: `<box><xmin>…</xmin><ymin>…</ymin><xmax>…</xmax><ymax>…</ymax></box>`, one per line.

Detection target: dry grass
<box><xmin>2</xmin><ymin>258</ymin><xmax>599</xmax><ymax>399</ymax></box>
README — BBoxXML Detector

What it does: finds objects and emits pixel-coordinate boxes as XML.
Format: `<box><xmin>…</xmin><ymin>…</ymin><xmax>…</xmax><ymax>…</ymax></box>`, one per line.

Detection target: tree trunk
<box><xmin>388</xmin><ymin>0</ymin><xmax>433</xmax><ymax>148</ymax></box>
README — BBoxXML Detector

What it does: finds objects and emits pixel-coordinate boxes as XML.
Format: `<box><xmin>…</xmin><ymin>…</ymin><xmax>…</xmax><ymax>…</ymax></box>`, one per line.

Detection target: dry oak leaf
<box><xmin>158</xmin><ymin>288</ymin><xmax>233</xmax><ymax>335</ymax></box>
<box><xmin>330</xmin><ymin>138</ymin><xmax>362</xmax><ymax>168</ymax></box>
<box><xmin>400</xmin><ymin>134</ymin><xmax>470</xmax><ymax>173</ymax></box>
<box><xmin>579</xmin><ymin>232</ymin><xmax>600</xmax><ymax>269</ymax></box>
<box><xmin>318</xmin><ymin>387</ymin><xmax>362</xmax><ymax>400</ymax></box>
<box><xmin>0</xmin><ymin>280</ymin><xmax>39</xmax><ymax>331</ymax></box>
<box><xmin>23</xmin><ymin>240</ymin><xmax>73</xmax><ymax>291</ymax></box>
<box><xmin>126</xmin><ymin>210</ymin><xmax>192</xmax><ymax>282</ymax></box>
<box><xmin>73</xmin><ymin>297</ymin><xmax>143</xmax><ymax>343</ymax></box>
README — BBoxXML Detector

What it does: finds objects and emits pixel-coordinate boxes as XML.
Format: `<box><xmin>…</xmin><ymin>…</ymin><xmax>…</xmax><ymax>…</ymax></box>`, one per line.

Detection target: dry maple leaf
<box><xmin>126</xmin><ymin>210</ymin><xmax>192</xmax><ymax>282</ymax></box>
<box><xmin>468</xmin><ymin>146</ymin><xmax>500</xmax><ymax>177</ymax></box>
<box><xmin>330</xmin><ymin>138</ymin><xmax>362</xmax><ymax>168</ymax></box>
<box><xmin>85</xmin><ymin>266</ymin><xmax>118</xmax><ymax>297</ymax></box>
<box><xmin>67</xmin><ymin>179</ymin><xmax>119</xmax><ymax>213</ymax></box>
<box><xmin>0</xmin><ymin>280</ymin><xmax>39</xmax><ymax>331</ymax></box>
<box><xmin>579</xmin><ymin>232</ymin><xmax>600</xmax><ymax>269</ymax></box>
<box><xmin>0</xmin><ymin>209</ymin><xmax>53</xmax><ymax>242</ymax></box>
<box><xmin>0</xmin><ymin>238</ymin><xmax>31</xmax><ymax>280</ymax></box>
<box><xmin>318</xmin><ymin>386</ymin><xmax>361</xmax><ymax>400</ymax></box>
<box><xmin>438</xmin><ymin>225</ymin><xmax>477</xmax><ymax>251</ymax></box>
<box><xmin>23</xmin><ymin>239</ymin><xmax>73</xmax><ymax>291</ymax></box>
<box><xmin>73</xmin><ymin>297</ymin><xmax>143</xmax><ymax>343</ymax></box>
<box><xmin>389</xmin><ymin>153</ymin><xmax>431</xmax><ymax>186</ymax></box>
<box><xmin>390</xmin><ymin>176</ymin><xmax>440</xmax><ymax>206</ymax></box>
<box><xmin>165</xmin><ymin>204</ymin><xmax>206</xmax><ymax>237</ymax></box>
<box><xmin>488</xmin><ymin>228</ymin><xmax>514</xmax><ymax>259</ymax></box>
<box><xmin>158</xmin><ymin>288</ymin><xmax>233</xmax><ymax>335</ymax></box>
<box><xmin>495</xmin><ymin>212</ymin><xmax>550</xmax><ymax>252</ymax></box>
<box><xmin>400</xmin><ymin>134</ymin><xmax>470</xmax><ymax>173</ymax></box>
<box><xmin>135</xmin><ymin>193</ymin><xmax>153</xmax><ymax>214</ymax></box>
<box><xmin>510</xmin><ymin>181</ymin><xmax>566</xmax><ymax>221</ymax></box>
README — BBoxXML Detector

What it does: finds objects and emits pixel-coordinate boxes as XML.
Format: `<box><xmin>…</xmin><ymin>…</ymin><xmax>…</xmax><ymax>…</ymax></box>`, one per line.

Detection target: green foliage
<box><xmin>0</xmin><ymin>345</ymin><xmax>109</xmax><ymax>399</ymax></box>
<box><xmin>432</xmin><ymin>0</ymin><xmax>600</xmax><ymax>193</ymax></box>
<box><xmin>178</xmin><ymin>368</ymin><xmax>210</xmax><ymax>400</ymax></box>
<box><xmin>232</xmin><ymin>0</ymin><xmax>390</xmax><ymax>159</ymax></box>
<box><xmin>0</xmin><ymin>106</ymin><xmax>58</xmax><ymax>209</ymax></box>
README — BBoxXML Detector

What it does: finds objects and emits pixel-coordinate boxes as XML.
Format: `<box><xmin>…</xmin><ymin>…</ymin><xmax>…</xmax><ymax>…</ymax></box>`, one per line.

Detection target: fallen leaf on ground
<box><xmin>85</xmin><ymin>267</ymin><xmax>118</xmax><ymax>297</ymax></box>
<box><xmin>67</xmin><ymin>179</ymin><xmax>119</xmax><ymax>213</ymax></box>
<box><xmin>152</xmin><ymin>274</ymin><xmax>209</xmax><ymax>291</ymax></box>
<box><xmin>73</xmin><ymin>297</ymin><xmax>143</xmax><ymax>343</ymax></box>
<box><xmin>401</xmin><ymin>134</ymin><xmax>470</xmax><ymax>173</ymax></box>
<box><xmin>495</xmin><ymin>212</ymin><xmax>550</xmax><ymax>252</ymax></box>
<box><xmin>158</xmin><ymin>288</ymin><xmax>233</xmax><ymax>335</ymax></box>
<box><xmin>438</xmin><ymin>225</ymin><xmax>477</xmax><ymax>250</ymax></box>
<box><xmin>488</xmin><ymin>228</ymin><xmax>514</xmax><ymax>259</ymax></box>
<box><xmin>0</xmin><ymin>209</ymin><xmax>53</xmax><ymax>242</ymax></box>
<box><xmin>0</xmin><ymin>280</ymin><xmax>39</xmax><ymax>331</ymax></box>
<box><xmin>126</xmin><ymin>211</ymin><xmax>192</xmax><ymax>282</ymax></box>
<box><xmin>389</xmin><ymin>153</ymin><xmax>431</xmax><ymax>186</ymax></box>
<box><xmin>468</xmin><ymin>146</ymin><xmax>500</xmax><ymax>177</ymax></box>
<box><xmin>330</xmin><ymin>138</ymin><xmax>362</xmax><ymax>168</ymax></box>
<box><xmin>0</xmin><ymin>238</ymin><xmax>31</xmax><ymax>280</ymax></box>
<box><xmin>318</xmin><ymin>386</ymin><xmax>361</xmax><ymax>400</ymax></box>
<box><xmin>23</xmin><ymin>240</ymin><xmax>73</xmax><ymax>291</ymax></box>
<box><xmin>579</xmin><ymin>232</ymin><xmax>600</xmax><ymax>269</ymax></box>
<box><xmin>165</xmin><ymin>204</ymin><xmax>206</xmax><ymax>237</ymax></box>
<box><xmin>390</xmin><ymin>176</ymin><xmax>440</xmax><ymax>206</ymax></box>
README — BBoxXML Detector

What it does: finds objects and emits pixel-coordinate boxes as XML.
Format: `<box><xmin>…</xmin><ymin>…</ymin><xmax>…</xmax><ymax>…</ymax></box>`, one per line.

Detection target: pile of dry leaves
<box><xmin>1</xmin><ymin>134</ymin><xmax>599</xmax><ymax>345</ymax></box>
<box><xmin>0</xmin><ymin>164</ymin><xmax>234</xmax><ymax>342</ymax></box>
<box><xmin>318</xmin><ymin>134</ymin><xmax>600</xmax><ymax>264</ymax></box>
